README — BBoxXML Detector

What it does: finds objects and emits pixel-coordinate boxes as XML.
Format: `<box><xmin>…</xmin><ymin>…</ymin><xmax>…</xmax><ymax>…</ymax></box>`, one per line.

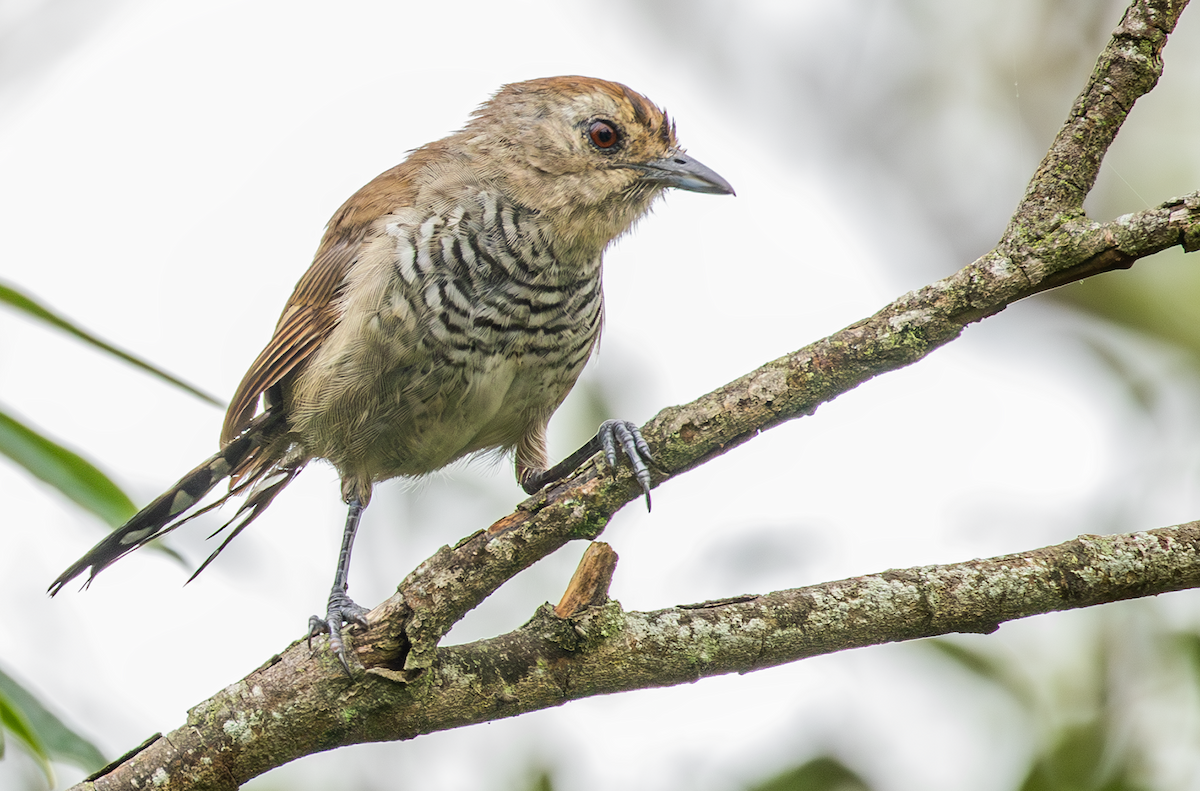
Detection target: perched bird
<box><xmin>49</xmin><ymin>76</ymin><xmax>734</xmax><ymax>669</ymax></box>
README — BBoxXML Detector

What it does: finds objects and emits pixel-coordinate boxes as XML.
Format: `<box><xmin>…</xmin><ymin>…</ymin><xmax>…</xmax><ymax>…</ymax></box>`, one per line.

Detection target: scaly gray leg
<box><xmin>307</xmin><ymin>498</ymin><xmax>370</xmax><ymax>674</ymax></box>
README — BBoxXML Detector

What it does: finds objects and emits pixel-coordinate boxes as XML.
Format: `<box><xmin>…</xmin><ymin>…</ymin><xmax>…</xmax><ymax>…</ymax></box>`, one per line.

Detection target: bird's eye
<box><xmin>588</xmin><ymin>120</ymin><xmax>620</xmax><ymax>150</ymax></box>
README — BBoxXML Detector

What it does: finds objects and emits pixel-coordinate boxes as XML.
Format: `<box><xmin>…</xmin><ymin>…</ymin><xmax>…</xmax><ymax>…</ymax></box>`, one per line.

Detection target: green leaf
<box><xmin>0</xmin><ymin>406</ymin><xmax>136</xmax><ymax>527</ymax></box>
<box><xmin>0</xmin><ymin>665</ymin><xmax>105</xmax><ymax>775</ymax></box>
<box><xmin>1020</xmin><ymin>719</ymin><xmax>1105</xmax><ymax>791</ymax></box>
<box><xmin>0</xmin><ymin>683</ymin><xmax>53</xmax><ymax>784</ymax></box>
<box><xmin>0</xmin><ymin>408</ymin><xmax>187</xmax><ymax>567</ymax></box>
<box><xmin>749</xmin><ymin>756</ymin><xmax>872</xmax><ymax>791</ymax></box>
<box><xmin>0</xmin><ymin>407</ymin><xmax>187</xmax><ymax>566</ymax></box>
<box><xmin>525</xmin><ymin>769</ymin><xmax>555</xmax><ymax>791</ymax></box>
<box><xmin>1018</xmin><ymin>718</ymin><xmax>1150</xmax><ymax>791</ymax></box>
<box><xmin>0</xmin><ymin>280</ymin><xmax>222</xmax><ymax>407</ymax></box>
<box><xmin>1169</xmin><ymin>632</ymin><xmax>1200</xmax><ymax>687</ymax></box>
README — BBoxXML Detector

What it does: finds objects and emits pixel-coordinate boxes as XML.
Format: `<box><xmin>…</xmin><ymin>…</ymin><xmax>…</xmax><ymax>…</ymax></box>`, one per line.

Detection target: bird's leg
<box><xmin>307</xmin><ymin>498</ymin><xmax>371</xmax><ymax>674</ymax></box>
<box><xmin>521</xmin><ymin>419</ymin><xmax>654</xmax><ymax>511</ymax></box>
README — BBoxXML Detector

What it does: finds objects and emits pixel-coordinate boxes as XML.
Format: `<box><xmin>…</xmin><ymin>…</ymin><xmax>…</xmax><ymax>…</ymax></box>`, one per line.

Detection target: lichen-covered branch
<box><xmin>363</xmin><ymin>185</ymin><xmax>1200</xmax><ymax>677</ymax></box>
<box><xmin>71</xmin><ymin>1</ymin><xmax>1200</xmax><ymax>789</ymax></box>
<box><xmin>644</xmin><ymin>193</ymin><xmax>1200</xmax><ymax>481</ymax></box>
<box><xmin>81</xmin><ymin>522</ymin><xmax>1200</xmax><ymax>790</ymax></box>
<box><xmin>371</xmin><ymin>0</ymin><xmax>1198</xmax><ymax>676</ymax></box>
<box><xmin>1018</xmin><ymin>0</ymin><xmax>1182</xmax><ymax>218</ymax></box>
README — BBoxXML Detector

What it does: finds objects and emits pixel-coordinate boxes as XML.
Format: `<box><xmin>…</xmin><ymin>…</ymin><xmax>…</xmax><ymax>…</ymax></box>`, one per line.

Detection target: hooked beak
<box><xmin>633</xmin><ymin>152</ymin><xmax>735</xmax><ymax>196</ymax></box>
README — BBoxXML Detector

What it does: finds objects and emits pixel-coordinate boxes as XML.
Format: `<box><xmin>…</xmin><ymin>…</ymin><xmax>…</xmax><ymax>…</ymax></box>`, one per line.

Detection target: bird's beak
<box><xmin>634</xmin><ymin>153</ymin><xmax>735</xmax><ymax>196</ymax></box>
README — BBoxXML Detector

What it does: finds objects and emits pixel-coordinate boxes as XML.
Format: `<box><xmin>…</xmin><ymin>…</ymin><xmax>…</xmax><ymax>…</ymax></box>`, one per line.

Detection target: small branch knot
<box><xmin>555</xmin><ymin>542</ymin><xmax>619</xmax><ymax>618</ymax></box>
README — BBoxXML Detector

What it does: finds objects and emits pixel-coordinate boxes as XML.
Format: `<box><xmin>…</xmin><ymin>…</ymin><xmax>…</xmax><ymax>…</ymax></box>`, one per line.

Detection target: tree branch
<box><xmin>72</xmin><ymin>1</ymin><xmax>1198</xmax><ymax>788</ymax></box>
<box><xmin>83</xmin><ymin>522</ymin><xmax>1200</xmax><ymax>790</ymax></box>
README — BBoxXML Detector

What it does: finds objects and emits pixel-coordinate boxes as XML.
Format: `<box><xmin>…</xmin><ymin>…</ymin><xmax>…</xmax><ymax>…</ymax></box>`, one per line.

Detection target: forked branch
<box><xmin>75</xmin><ymin>2</ymin><xmax>1198</xmax><ymax>789</ymax></box>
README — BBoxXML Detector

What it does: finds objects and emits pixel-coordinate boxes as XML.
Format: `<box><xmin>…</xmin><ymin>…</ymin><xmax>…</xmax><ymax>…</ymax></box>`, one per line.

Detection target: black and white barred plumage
<box><xmin>51</xmin><ymin>76</ymin><xmax>733</xmax><ymax>669</ymax></box>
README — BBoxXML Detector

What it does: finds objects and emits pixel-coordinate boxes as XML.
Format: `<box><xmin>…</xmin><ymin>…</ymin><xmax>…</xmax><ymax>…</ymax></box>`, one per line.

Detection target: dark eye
<box><xmin>588</xmin><ymin>120</ymin><xmax>619</xmax><ymax>150</ymax></box>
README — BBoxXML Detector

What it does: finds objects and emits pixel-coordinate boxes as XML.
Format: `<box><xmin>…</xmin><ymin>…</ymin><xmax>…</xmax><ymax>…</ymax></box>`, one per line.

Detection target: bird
<box><xmin>49</xmin><ymin>75</ymin><xmax>734</xmax><ymax>671</ymax></box>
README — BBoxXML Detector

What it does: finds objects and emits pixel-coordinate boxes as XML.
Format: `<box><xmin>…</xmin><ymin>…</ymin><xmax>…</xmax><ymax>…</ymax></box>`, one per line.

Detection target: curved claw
<box><xmin>520</xmin><ymin>419</ymin><xmax>656</xmax><ymax>509</ymax></box>
<box><xmin>308</xmin><ymin>587</ymin><xmax>370</xmax><ymax>675</ymax></box>
<box><xmin>597</xmin><ymin>419</ymin><xmax>653</xmax><ymax>511</ymax></box>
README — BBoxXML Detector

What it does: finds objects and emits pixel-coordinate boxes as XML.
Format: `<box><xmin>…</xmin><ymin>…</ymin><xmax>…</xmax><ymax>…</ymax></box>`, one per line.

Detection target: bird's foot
<box><xmin>521</xmin><ymin>419</ymin><xmax>655</xmax><ymax>509</ymax></box>
<box><xmin>597</xmin><ymin>419</ymin><xmax>653</xmax><ymax>511</ymax></box>
<box><xmin>307</xmin><ymin>586</ymin><xmax>370</xmax><ymax>675</ymax></box>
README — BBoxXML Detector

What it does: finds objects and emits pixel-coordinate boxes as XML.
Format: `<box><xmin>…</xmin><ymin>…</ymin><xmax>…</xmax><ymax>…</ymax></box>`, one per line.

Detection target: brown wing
<box><xmin>220</xmin><ymin>230</ymin><xmax>361</xmax><ymax>445</ymax></box>
<box><xmin>219</xmin><ymin>153</ymin><xmax>437</xmax><ymax>446</ymax></box>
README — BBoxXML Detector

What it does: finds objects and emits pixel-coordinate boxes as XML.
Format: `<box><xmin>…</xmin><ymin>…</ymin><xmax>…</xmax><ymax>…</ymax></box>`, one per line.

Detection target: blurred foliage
<box><xmin>627</xmin><ymin>0</ymin><xmax>1134</xmax><ymax>264</ymax></box>
<box><xmin>629</xmin><ymin>0</ymin><xmax>1200</xmax><ymax>391</ymax></box>
<box><xmin>1054</xmin><ymin>248</ymin><xmax>1200</xmax><ymax>365</ymax></box>
<box><xmin>0</xmin><ymin>664</ymin><xmax>105</xmax><ymax>787</ymax></box>
<box><xmin>522</xmin><ymin>756</ymin><xmax>872</xmax><ymax>791</ymax></box>
<box><xmin>0</xmin><ymin>407</ymin><xmax>136</xmax><ymax>529</ymax></box>
<box><xmin>926</xmin><ymin>638</ymin><xmax>1035</xmax><ymax>708</ymax></box>
<box><xmin>1019</xmin><ymin>719</ymin><xmax>1149</xmax><ymax>791</ymax></box>
<box><xmin>732</xmin><ymin>614</ymin><xmax>1200</xmax><ymax>791</ymax></box>
<box><xmin>0</xmin><ymin>282</ymin><xmax>221</xmax><ymax>406</ymax></box>
<box><xmin>0</xmin><ymin>281</ymin><xmax>217</xmax><ymax>530</ymax></box>
<box><xmin>0</xmin><ymin>280</ymin><xmax>222</xmax><ymax>782</ymax></box>
<box><xmin>924</xmin><ymin>625</ymin><xmax>1170</xmax><ymax>791</ymax></box>
<box><xmin>1171</xmin><ymin>632</ymin><xmax>1200</xmax><ymax>682</ymax></box>
<box><xmin>748</xmin><ymin>756</ymin><xmax>872</xmax><ymax>791</ymax></box>
<box><xmin>524</xmin><ymin>769</ymin><xmax>554</xmax><ymax>791</ymax></box>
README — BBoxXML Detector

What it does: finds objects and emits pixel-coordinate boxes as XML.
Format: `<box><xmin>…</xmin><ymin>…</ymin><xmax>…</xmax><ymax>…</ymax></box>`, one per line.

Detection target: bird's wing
<box><xmin>220</xmin><ymin>233</ymin><xmax>360</xmax><ymax>445</ymax></box>
<box><xmin>219</xmin><ymin>157</ymin><xmax>434</xmax><ymax>446</ymax></box>
<box><xmin>220</xmin><ymin>150</ymin><xmax>451</xmax><ymax>446</ymax></box>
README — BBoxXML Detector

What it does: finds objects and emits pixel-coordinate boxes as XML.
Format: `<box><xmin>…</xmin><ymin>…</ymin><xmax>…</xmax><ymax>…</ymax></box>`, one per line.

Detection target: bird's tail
<box><xmin>48</xmin><ymin>410</ymin><xmax>297</xmax><ymax>595</ymax></box>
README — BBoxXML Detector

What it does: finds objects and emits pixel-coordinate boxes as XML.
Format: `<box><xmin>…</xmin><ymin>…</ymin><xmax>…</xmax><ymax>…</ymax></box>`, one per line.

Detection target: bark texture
<box><xmin>84</xmin><ymin>523</ymin><xmax>1200</xmax><ymax>791</ymax></box>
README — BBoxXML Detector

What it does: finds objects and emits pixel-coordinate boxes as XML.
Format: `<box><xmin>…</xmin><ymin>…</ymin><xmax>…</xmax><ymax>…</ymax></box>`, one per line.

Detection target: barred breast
<box><xmin>286</xmin><ymin>188</ymin><xmax>604</xmax><ymax>485</ymax></box>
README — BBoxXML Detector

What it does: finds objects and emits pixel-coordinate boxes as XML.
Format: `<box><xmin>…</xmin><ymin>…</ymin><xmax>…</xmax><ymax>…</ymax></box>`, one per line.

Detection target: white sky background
<box><xmin>2</xmin><ymin>1</ymin><xmax>1200</xmax><ymax>789</ymax></box>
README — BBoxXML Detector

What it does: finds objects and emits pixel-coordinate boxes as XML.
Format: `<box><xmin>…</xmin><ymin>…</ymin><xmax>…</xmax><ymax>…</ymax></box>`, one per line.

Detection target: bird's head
<box><xmin>458</xmin><ymin>75</ymin><xmax>733</xmax><ymax>255</ymax></box>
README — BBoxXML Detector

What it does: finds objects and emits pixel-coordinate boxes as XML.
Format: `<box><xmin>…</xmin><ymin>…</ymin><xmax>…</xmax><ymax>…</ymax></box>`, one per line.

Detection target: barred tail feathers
<box><xmin>48</xmin><ymin>413</ymin><xmax>286</xmax><ymax>595</ymax></box>
<box><xmin>187</xmin><ymin>462</ymin><xmax>304</xmax><ymax>583</ymax></box>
